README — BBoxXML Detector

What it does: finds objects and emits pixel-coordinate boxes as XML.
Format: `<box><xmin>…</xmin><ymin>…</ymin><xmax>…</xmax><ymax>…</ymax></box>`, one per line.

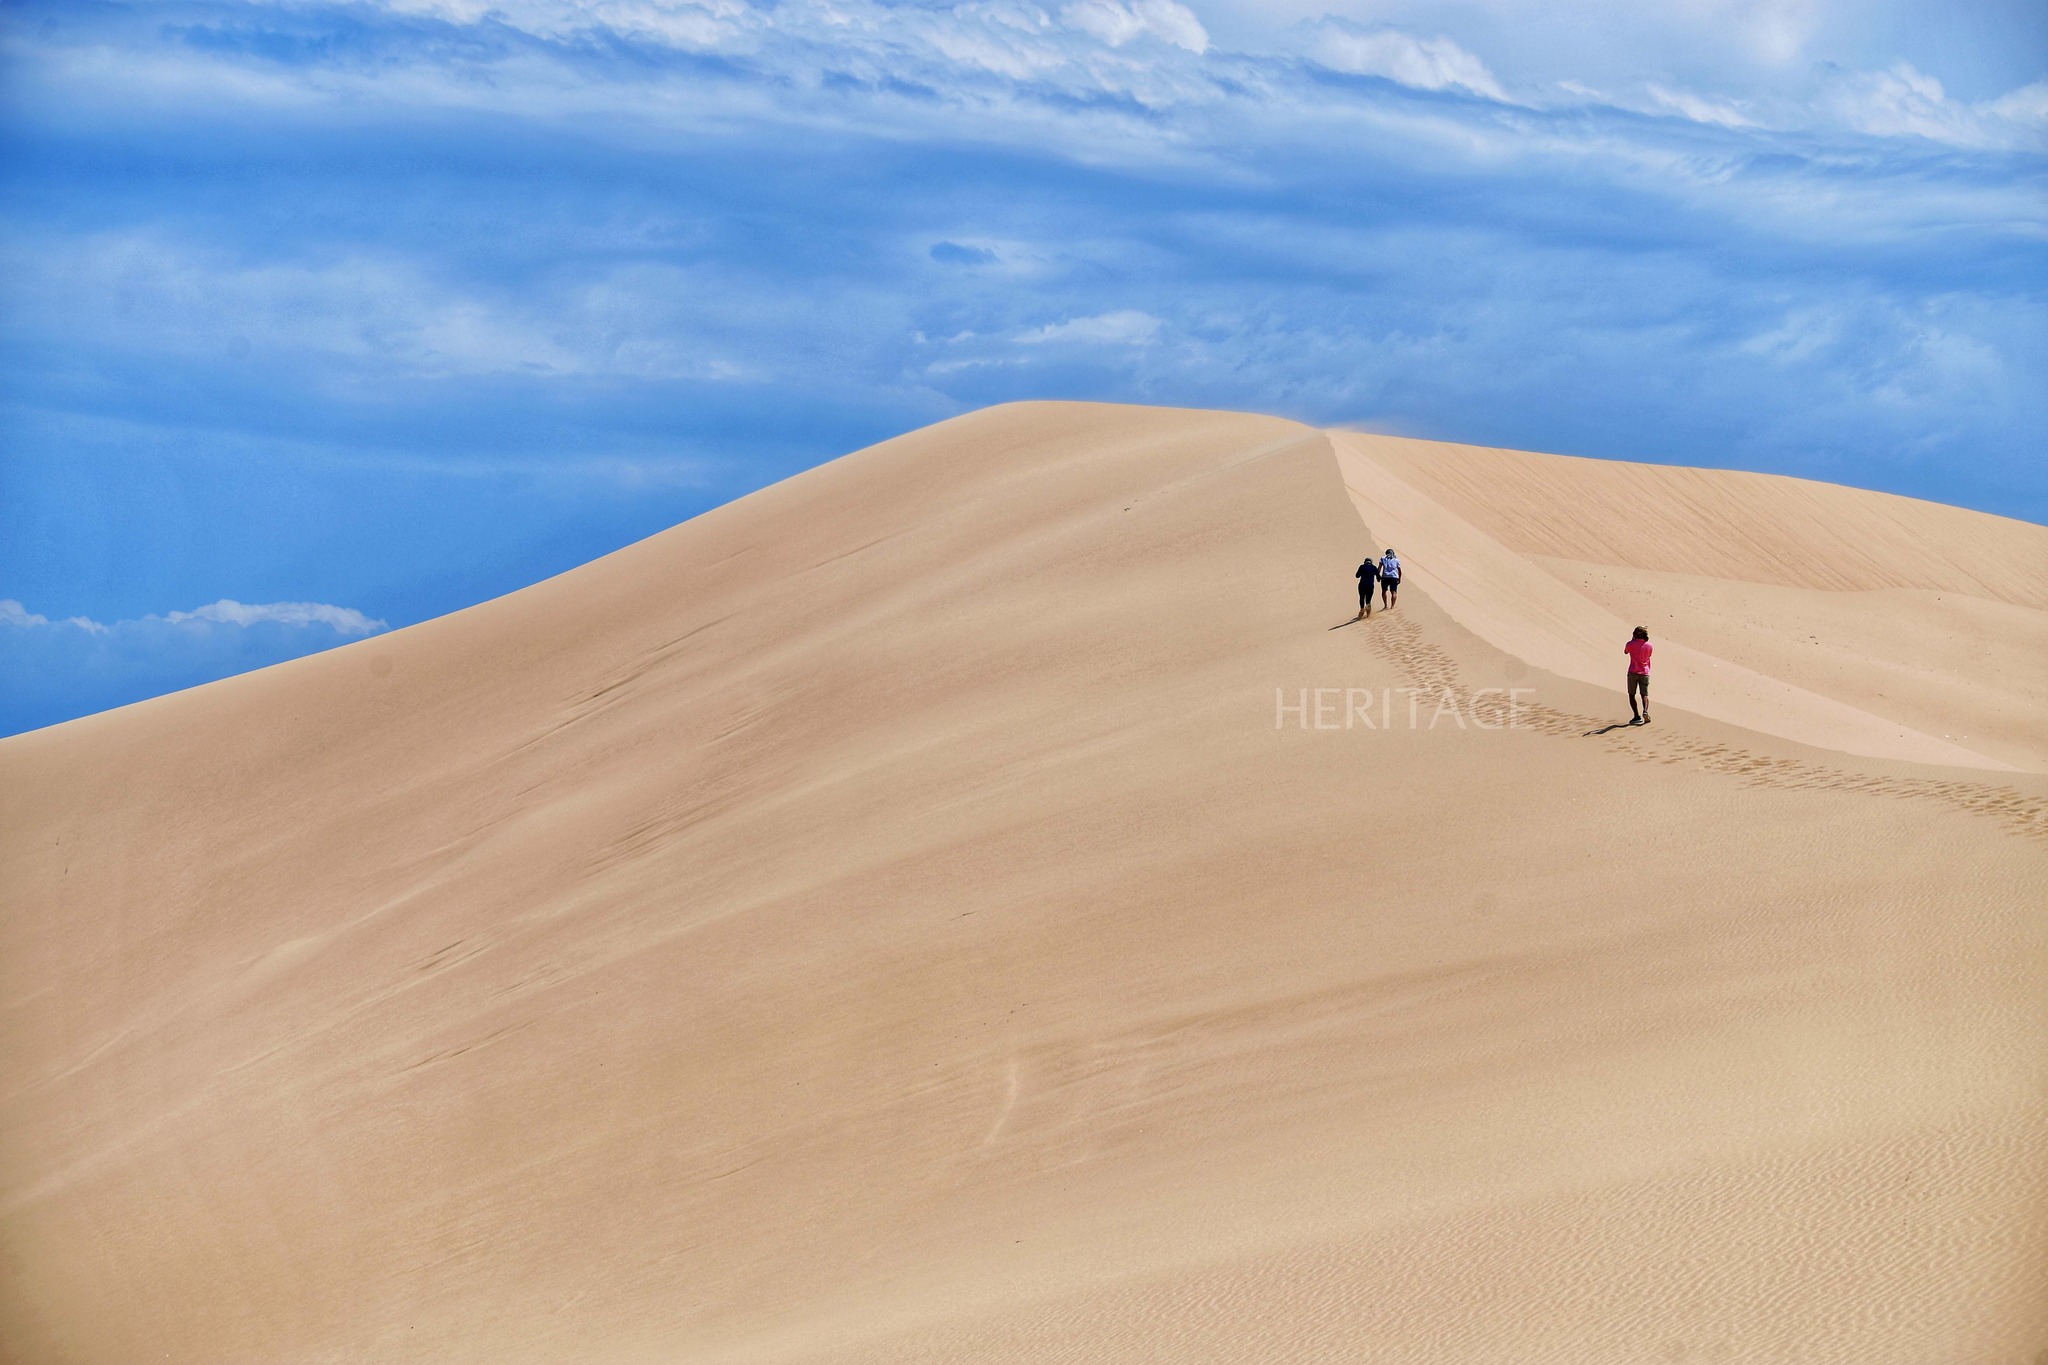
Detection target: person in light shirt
<box><xmin>1624</xmin><ymin>626</ymin><xmax>1653</xmax><ymax>726</ymax></box>
<box><xmin>1377</xmin><ymin>549</ymin><xmax>1401</xmax><ymax>610</ymax></box>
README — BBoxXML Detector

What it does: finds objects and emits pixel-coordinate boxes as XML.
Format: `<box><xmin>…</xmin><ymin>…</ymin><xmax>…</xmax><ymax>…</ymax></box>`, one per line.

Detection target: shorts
<box><xmin>1382</xmin><ymin>575</ymin><xmax>1400</xmax><ymax>590</ymax></box>
<box><xmin>1627</xmin><ymin>671</ymin><xmax>1650</xmax><ymax>699</ymax></box>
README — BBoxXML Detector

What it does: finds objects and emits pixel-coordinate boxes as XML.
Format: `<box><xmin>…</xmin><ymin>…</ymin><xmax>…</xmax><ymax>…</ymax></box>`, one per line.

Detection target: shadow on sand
<box><xmin>1329</xmin><ymin>614</ymin><xmax>1371</xmax><ymax>631</ymax></box>
<box><xmin>1583</xmin><ymin>722</ymin><xmax>1637</xmax><ymax>736</ymax></box>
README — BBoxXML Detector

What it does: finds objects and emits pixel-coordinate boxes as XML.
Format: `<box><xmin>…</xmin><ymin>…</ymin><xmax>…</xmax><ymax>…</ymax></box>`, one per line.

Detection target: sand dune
<box><xmin>3</xmin><ymin>403</ymin><xmax>2044</xmax><ymax>1363</ymax></box>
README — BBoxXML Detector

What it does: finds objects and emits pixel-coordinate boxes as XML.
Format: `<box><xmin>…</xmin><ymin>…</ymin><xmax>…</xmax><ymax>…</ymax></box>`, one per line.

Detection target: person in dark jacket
<box><xmin>1354</xmin><ymin>554</ymin><xmax>1379</xmax><ymax>619</ymax></box>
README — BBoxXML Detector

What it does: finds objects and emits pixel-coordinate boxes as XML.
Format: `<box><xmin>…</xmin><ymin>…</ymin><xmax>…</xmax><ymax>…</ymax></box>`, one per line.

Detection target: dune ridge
<box><xmin>3</xmin><ymin>403</ymin><xmax>2044</xmax><ymax>1363</ymax></box>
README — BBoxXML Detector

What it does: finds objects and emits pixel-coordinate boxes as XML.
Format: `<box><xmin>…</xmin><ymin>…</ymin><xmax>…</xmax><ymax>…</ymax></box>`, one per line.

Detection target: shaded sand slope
<box><xmin>3</xmin><ymin>403</ymin><xmax>2045</xmax><ymax>1364</ymax></box>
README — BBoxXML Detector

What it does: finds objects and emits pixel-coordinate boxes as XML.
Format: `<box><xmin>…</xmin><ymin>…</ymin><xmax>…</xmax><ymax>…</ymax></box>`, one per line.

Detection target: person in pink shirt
<box><xmin>1624</xmin><ymin>626</ymin><xmax>1653</xmax><ymax>725</ymax></box>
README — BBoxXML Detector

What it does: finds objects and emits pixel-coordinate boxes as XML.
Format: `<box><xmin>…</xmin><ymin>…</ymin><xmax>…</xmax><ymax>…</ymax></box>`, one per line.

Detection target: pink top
<box><xmin>1624</xmin><ymin>638</ymin><xmax>1652</xmax><ymax>674</ymax></box>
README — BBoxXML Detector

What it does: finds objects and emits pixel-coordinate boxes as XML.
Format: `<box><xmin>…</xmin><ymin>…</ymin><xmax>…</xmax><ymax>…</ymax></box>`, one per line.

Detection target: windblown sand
<box><xmin>4</xmin><ymin>403</ymin><xmax>2044</xmax><ymax>1363</ymax></box>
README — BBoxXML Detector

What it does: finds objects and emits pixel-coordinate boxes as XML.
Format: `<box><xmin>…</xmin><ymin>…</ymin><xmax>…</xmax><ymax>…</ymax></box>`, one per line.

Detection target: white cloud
<box><xmin>325</xmin><ymin>0</ymin><xmax>1216</xmax><ymax>105</ymax></box>
<box><xmin>401</xmin><ymin>0</ymin><xmax>1211</xmax><ymax>60</ymax></box>
<box><xmin>1985</xmin><ymin>82</ymin><xmax>2048</xmax><ymax>128</ymax></box>
<box><xmin>161</xmin><ymin>600</ymin><xmax>388</xmax><ymax>634</ymax></box>
<box><xmin>374</xmin><ymin>0</ymin><xmax>746</xmax><ymax>47</ymax></box>
<box><xmin>1</xmin><ymin>598</ymin><xmax>387</xmax><ymax>637</ymax></box>
<box><xmin>1831</xmin><ymin>65</ymin><xmax>2048</xmax><ymax>150</ymax></box>
<box><xmin>1738</xmin><ymin>306</ymin><xmax>1842</xmax><ymax>363</ymax></box>
<box><xmin>1017</xmin><ymin>309</ymin><xmax>1164</xmax><ymax>345</ymax></box>
<box><xmin>1647</xmin><ymin>83</ymin><xmax>1755</xmax><ymax>129</ymax></box>
<box><xmin>1556</xmin><ymin>59</ymin><xmax>2044</xmax><ymax>150</ymax></box>
<box><xmin>1</xmin><ymin>599</ymin><xmax>106</xmax><ymax>632</ymax></box>
<box><xmin>1061</xmin><ymin>0</ymin><xmax>1208</xmax><ymax>53</ymax></box>
<box><xmin>1311</xmin><ymin>23</ymin><xmax>1508</xmax><ymax>101</ymax></box>
<box><xmin>1834</xmin><ymin>63</ymin><xmax>1975</xmax><ymax>144</ymax></box>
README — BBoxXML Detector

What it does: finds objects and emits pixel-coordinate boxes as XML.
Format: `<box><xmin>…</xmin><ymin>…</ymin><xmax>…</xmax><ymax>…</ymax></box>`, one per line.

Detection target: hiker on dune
<box><xmin>1378</xmin><ymin>549</ymin><xmax>1401</xmax><ymax>610</ymax></box>
<box><xmin>1625</xmin><ymin>627</ymin><xmax>1653</xmax><ymax>726</ymax></box>
<box><xmin>1354</xmin><ymin>553</ymin><xmax>1379</xmax><ymax>619</ymax></box>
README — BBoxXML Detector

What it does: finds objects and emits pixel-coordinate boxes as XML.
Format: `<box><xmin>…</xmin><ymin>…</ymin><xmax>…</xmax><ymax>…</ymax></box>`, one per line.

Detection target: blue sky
<box><xmin>2</xmin><ymin>0</ymin><xmax>2043</xmax><ymax>736</ymax></box>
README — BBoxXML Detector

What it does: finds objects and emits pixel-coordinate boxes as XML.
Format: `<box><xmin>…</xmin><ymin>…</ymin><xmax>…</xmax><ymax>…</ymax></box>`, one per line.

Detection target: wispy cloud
<box><xmin>2</xmin><ymin>597</ymin><xmax>387</xmax><ymax>638</ymax></box>
<box><xmin>160</xmin><ymin>600</ymin><xmax>387</xmax><ymax>633</ymax></box>
<box><xmin>1018</xmin><ymin>310</ymin><xmax>1164</xmax><ymax>345</ymax></box>
<box><xmin>0</xmin><ymin>600</ymin><xmax>105</xmax><ymax>632</ymax></box>
<box><xmin>1645</xmin><ymin>84</ymin><xmax>1757</xmax><ymax>129</ymax></box>
<box><xmin>1309</xmin><ymin>23</ymin><xmax>1509</xmax><ymax>102</ymax></box>
<box><xmin>1828</xmin><ymin>65</ymin><xmax>2048</xmax><ymax>150</ymax></box>
<box><xmin>1062</xmin><ymin>0</ymin><xmax>1208</xmax><ymax>54</ymax></box>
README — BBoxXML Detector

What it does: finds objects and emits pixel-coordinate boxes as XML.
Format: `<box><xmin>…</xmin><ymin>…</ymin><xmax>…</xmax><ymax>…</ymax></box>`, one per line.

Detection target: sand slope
<box><xmin>3</xmin><ymin>403</ymin><xmax>2044</xmax><ymax>1364</ymax></box>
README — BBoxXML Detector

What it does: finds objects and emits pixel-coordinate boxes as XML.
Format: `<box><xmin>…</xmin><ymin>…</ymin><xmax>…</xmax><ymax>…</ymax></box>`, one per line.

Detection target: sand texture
<box><xmin>3</xmin><ymin>402</ymin><xmax>2045</xmax><ymax>1363</ymax></box>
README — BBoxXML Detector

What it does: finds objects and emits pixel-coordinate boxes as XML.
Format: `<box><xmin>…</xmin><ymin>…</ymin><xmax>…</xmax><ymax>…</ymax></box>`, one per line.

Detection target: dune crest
<box><xmin>3</xmin><ymin>403</ymin><xmax>2044</xmax><ymax>1363</ymax></box>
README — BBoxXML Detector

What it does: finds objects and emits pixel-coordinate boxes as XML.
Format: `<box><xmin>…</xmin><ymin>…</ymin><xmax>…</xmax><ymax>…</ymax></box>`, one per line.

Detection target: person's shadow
<box><xmin>1329</xmin><ymin>615</ymin><xmax>1369</xmax><ymax>630</ymax></box>
<box><xmin>1583</xmin><ymin>722</ymin><xmax>1633</xmax><ymax>736</ymax></box>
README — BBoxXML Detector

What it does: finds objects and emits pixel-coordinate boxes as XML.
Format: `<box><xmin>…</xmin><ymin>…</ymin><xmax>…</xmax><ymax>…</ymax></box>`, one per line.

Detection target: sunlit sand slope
<box><xmin>3</xmin><ymin>403</ymin><xmax>2044</xmax><ymax>1364</ymax></box>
